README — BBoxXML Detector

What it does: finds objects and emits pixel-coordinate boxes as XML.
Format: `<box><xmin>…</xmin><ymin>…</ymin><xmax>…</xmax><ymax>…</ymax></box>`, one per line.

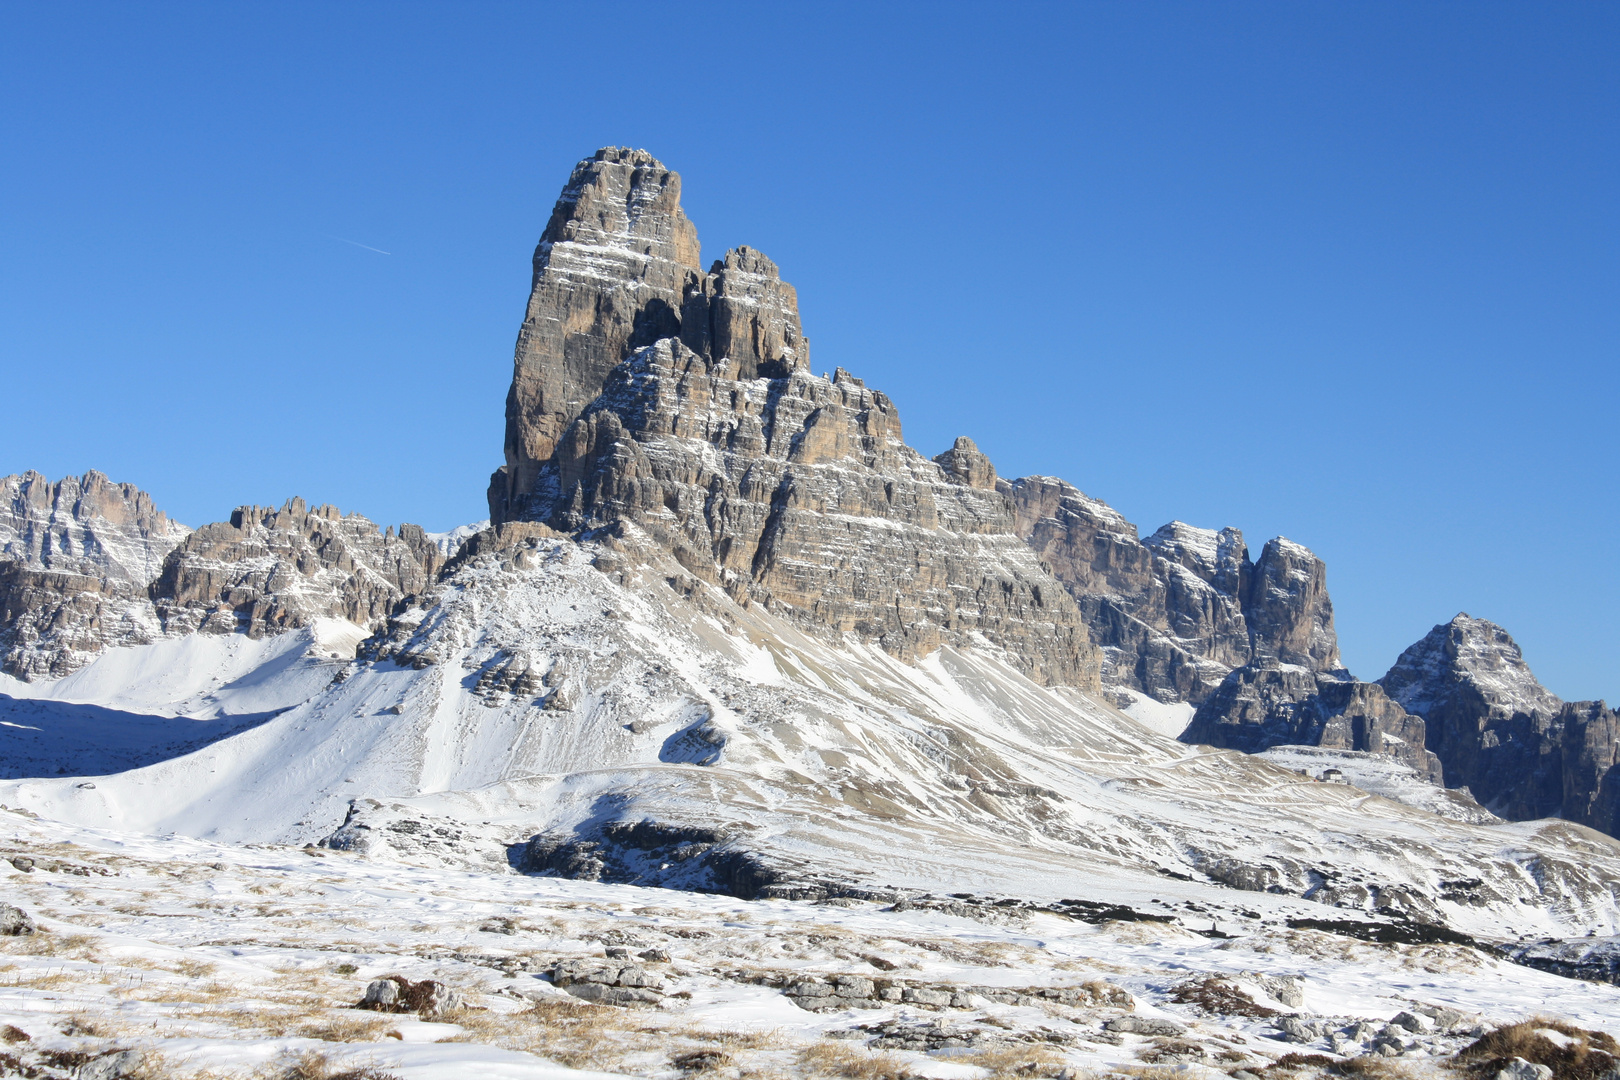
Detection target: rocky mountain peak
<box><xmin>683</xmin><ymin>244</ymin><xmax>809</xmax><ymax>381</ymax></box>
<box><xmin>494</xmin><ymin>151</ymin><xmax>815</xmax><ymax>524</ymax></box>
<box><xmin>152</xmin><ymin>497</ymin><xmax>444</xmax><ymax>639</ymax></box>
<box><xmin>933</xmin><ymin>437</ymin><xmax>997</xmax><ymax>490</ymax></box>
<box><xmin>539</xmin><ymin>147</ymin><xmax>699</xmax><ymax>265</ymax></box>
<box><xmin>0</xmin><ymin>471</ymin><xmax>190</xmax><ymax>679</ymax></box>
<box><xmin>1381</xmin><ymin>612</ymin><xmax>1562</xmax><ymax>722</ymax></box>
<box><xmin>1</xmin><ymin>469</ymin><xmax>189</xmax><ymax>586</ymax></box>
<box><xmin>1245</xmin><ymin>537</ymin><xmax>1340</xmax><ymax>672</ymax></box>
<box><xmin>1143</xmin><ymin>521</ymin><xmax>1247</xmax><ymax>594</ymax></box>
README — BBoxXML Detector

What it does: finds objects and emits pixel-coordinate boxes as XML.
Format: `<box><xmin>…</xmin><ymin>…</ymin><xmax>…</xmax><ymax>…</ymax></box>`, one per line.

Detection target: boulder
<box><xmin>0</xmin><ymin>904</ymin><xmax>35</xmax><ymax>936</ymax></box>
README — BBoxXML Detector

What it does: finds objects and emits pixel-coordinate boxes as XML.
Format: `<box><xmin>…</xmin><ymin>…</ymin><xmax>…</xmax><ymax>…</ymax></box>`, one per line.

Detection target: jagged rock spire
<box><xmin>491</xmin><ymin>149</ymin><xmax>808</xmax><ymax>525</ymax></box>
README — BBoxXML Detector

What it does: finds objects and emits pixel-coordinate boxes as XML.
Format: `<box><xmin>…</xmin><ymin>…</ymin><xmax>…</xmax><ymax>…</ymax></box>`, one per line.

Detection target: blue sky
<box><xmin>2</xmin><ymin>3</ymin><xmax>1615</xmax><ymax>700</ymax></box>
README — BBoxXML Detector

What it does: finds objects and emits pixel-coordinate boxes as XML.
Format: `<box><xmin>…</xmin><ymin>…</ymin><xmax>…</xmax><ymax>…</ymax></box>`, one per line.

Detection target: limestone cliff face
<box><xmin>1378</xmin><ymin>613</ymin><xmax>1620</xmax><ymax>832</ymax></box>
<box><xmin>1</xmin><ymin>470</ymin><xmax>188</xmax><ymax>586</ymax></box>
<box><xmin>1182</xmin><ymin>664</ymin><xmax>1442</xmax><ymax>782</ymax></box>
<box><xmin>534</xmin><ymin>341</ymin><xmax>1098</xmax><ymax>687</ymax></box>
<box><xmin>0</xmin><ymin>471</ymin><xmax>189</xmax><ymax>679</ymax></box>
<box><xmin>1005</xmin><ymin>476</ymin><xmax>1339</xmax><ymax>703</ymax></box>
<box><xmin>488</xmin><ymin>148</ymin><xmax>1098</xmax><ymax>687</ymax></box>
<box><xmin>491</xmin><ymin>149</ymin><xmax>810</xmax><ymax>526</ymax></box>
<box><xmin>152</xmin><ymin>499</ymin><xmax>443</xmax><ymax>639</ymax></box>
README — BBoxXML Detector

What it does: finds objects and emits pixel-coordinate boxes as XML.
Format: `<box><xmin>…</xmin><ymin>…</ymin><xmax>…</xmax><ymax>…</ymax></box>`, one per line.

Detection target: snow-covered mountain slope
<box><xmin>0</xmin><ymin>619</ymin><xmax>365</xmax><ymax>778</ymax></box>
<box><xmin>5</xmin><ymin>523</ymin><xmax>1619</xmax><ymax>945</ymax></box>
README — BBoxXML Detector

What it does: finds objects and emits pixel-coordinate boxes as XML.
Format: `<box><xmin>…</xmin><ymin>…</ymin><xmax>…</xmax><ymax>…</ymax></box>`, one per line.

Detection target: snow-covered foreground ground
<box><xmin>2</xmin><ymin>805</ymin><xmax>1616</xmax><ymax>1080</ymax></box>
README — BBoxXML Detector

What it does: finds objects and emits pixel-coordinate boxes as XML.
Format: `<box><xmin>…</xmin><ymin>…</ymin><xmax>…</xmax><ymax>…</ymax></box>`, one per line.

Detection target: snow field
<box><xmin>2</xmin><ymin>808</ymin><xmax>1618</xmax><ymax>1080</ymax></box>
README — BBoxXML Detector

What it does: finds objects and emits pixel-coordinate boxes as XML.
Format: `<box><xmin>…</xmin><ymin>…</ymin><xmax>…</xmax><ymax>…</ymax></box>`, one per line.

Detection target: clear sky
<box><xmin>2</xmin><ymin>3</ymin><xmax>1615</xmax><ymax>701</ymax></box>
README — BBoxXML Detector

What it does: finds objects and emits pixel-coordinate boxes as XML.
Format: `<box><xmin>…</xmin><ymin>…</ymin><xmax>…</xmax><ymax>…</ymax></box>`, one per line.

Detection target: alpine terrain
<box><xmin>1</xmin><ymin>148</ymin><xmax>1616</xmax><ymax>1080</ymax></box>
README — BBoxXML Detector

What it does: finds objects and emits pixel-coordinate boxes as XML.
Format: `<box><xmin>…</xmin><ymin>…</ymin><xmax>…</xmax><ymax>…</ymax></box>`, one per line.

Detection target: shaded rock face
<box><xmin>533</xmin><ymin>340</ymin><xmax>1099</xmax><ymax>687</ymax></box>
<box><xmin>1007</xmin><ymin>477</ymin><xmax>1339</xmax><ymax>703</ymax></box>
<box><xmin>491</xmin><ymin>148</ymin><xmax>809</xmax><ymax>525</ymax></box>
<box><xmin>0</xmin><ymin>471</ymin><xmax>189</xmax><ymax>679</ymax></box>
<box><xmin>151</xmin><ymin>498</ymin><xmax>444</xmax><ymax>639</ymax></box>
<box><xmin>1182</xmin><ymin>664</ymin><xmax>1442</xmax><ymax>782</ymax></box>
<box><xmin>1380</xmin><ymin>614</ymin><xmax>1620</xmax><ymax>834</ymax></box>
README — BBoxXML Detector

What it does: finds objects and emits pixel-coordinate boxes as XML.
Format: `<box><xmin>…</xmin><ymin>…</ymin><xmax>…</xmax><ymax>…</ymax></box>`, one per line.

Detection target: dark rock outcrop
<box><xmin>151</xmin><ymin>498</ymin><xmax>444</xmax><ymax>639</ymax></box>
<box><xmin>1380</xmin><ymin>614</ymin><xmax>1620</xmax><ymax>834</ymax></box>
<box><xmin>0</xmin><ymin>471</ymin><xmax>189</xmax><ymax>679</ymax></box>
<box><xmin>1182</xmin><ymin>663</ymin><xmax>1442</xmax><ymax>781</ymax></box>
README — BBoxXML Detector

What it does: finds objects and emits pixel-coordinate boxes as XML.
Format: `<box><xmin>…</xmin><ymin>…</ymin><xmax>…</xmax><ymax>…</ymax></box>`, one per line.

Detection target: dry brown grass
<box><xmin>298</xmin><ymin>1012</ymin><xmax>395</xmax><ymax>1043</ymax></box>
<box><xmin>58</xmin><ymin>1013</ymin><xmax>124</xmax><ymax>1039</ymax></box>
<box><xmin>175</xmin><ymin>957</ymin><xmax>220</xmax><ymax>979</ymax></box>
<box><xmin>1454</xmin><ymin>1018</ymin><xmax>1620</xmax><ymax>1080</ymax></box>
<box><xmin>0</xmin><ymin>931</ymin><xmax>101</xmax><ymax>961</ymax></box>
<box><xmin>797</xmin><ymin>1040</ymin><xmax>918</xmax><ymax>1080</ymax></box>
<box><xmin>1328</xmin><ymin>1057</ymin><xmax>1419</xmax><ymax>1080</ymax></box>
<box><xmin>1169</xmin><ymin>975</ymin><xmax>1277</xmax><ymax>1018</ymax></box>
<box><xmin>255</xmin><ymin>1049</ymin><xmax>401</xmax><ymax>1080</ymax></box>
<box><xmin>962</xmin><ymin>1042</ymin><xmax>1070</xmax><ymax>1079</ymax></box>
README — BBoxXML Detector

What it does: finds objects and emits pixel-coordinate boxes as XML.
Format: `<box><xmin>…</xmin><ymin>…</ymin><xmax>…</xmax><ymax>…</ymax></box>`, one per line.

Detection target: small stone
<box><xmin>1390</xmin><ymin>1010</ymin><xmax>1431</xmax><ymax>1032</ymax></box>
<box><xmin>79</xmin><ymin>1050</ymin><xmax>145</xmax><ymax>1080</ymax></box>
<box><xmin>9</xmin><ymin>857</ymin><xmax>34</xmax><ymax>873</ymax></box>
<box><xmin>604</xmin><ymin>945</ymin><xmax>633</xmax><ymax>959</ymax></box>
<box><xmin>361</xmin><ymin>979</ymin><xmax>398</xmax><ymax>1006</ymax></box>
<box><xmin>565</xmin><ymin>983</ymin><xmax>663</xmax><ymax>1006</ymax></box>
<box><xmin>0</xmin><ymin>904</ymin><xmax>35</xmax><ymax>936</ymax></box>
<box><xmin>901</xmin><ymin>987</ymin><xmax>953</xmax><ymax>1007</ymax></box>
<box><xmin>638</xmin><ymin>948</ymin><xmax>671</xmax><ymax>963</ymax></box>
<box><xmin>1496</xmin><ymin>1058</ymin><xmax>1554</xmax><ymax>1080</ymax></box>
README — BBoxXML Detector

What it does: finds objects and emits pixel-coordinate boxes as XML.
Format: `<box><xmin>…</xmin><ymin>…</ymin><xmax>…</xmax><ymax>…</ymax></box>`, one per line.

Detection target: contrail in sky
<box><xmin>332</xmin><ymin>236</ymin><xmax>392</xmax><ymax>255</ymax></box>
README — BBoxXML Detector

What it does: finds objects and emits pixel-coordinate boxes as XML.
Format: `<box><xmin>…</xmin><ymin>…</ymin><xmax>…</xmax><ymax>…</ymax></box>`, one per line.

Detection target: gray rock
<box><xmin>564</xmin><ymin>982</ymin><xmax>664</xmax><ymax>1006</ymax></box>
<box><xmin>1496</xmin><ymin>1057</ymin><xmax>1554</xmax><ymax>1080</ymax></box>
<box><xmin>1008</xmin><ymin>479</ymin><xmax>1344</xmax><ymax>705</ymax></box>
<box><xmin>361</xmin><ymin>978</ymin><xmax>399</xmax><ymax>1007</ymax></box>
<box><xmin>0</xmin><ymin>470</ymin><xmax>188</xmax><ymax>679</ymax></box>
<box><xmin>1381</xmin><ymin>614</ymin><xmax>1620</xmax><ymax>838</ymax></box>
<box><xmin>151</xmin><ymin>498</ymin><xmax>443</xmax><ymax>641</ymax></box>
<box><xmin>521</xmin><ymin>335</ymin><xmax>1101</xmax><ymax>688</ymax></box>
<box><xmin>1389</xmin><ymin>1010</ymin><xmax>1430</xmax><ymax>1032</ymax></box>
<box><xmin>79</xmin><ymin>1050</ymin><xmax>145</xmax><ymax>1080</ymax></box>
<box><xmin>1104</xmin><ymin>1016</ymin><xmax>1187</xmax><ymax>1037</ymax></box>
<box><xmin>1275</xmin><ymin>1016</ymin><xmax>1320</xmax><ymax>1042</ymax></box>
<box><xmin>900</xmin><ymin>987</ymin><xmax>953</xmax><ymax>1007</ymax></box>
<box><xmin>637</xmin><ymin>948</ymin><xmax>671</xmax><ymax>963</ymax></box>
<box><xmin>0</xmin><ymin>903</ymin><xmax>35</xmax><ymax>936</ymax></box>
<box><xmin>1182</xmin><ymin>662</ymin><xmax>1442</xmax><ymax>781</ymax></box>
<box><xmin>355</xmin><ymin>975</ymin><xmax>462</xmax><ymax>1016</ymax></box>
<box><xmin>9</xmin><ymin>856</ymin><xmax>33</xmax><ymax>873</ymax></box>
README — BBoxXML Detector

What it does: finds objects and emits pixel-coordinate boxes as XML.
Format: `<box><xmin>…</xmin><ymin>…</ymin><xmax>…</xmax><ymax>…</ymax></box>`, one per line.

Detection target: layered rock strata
<box><xmin>491</xmin><ymin>148</ymin><xmax>809</xmax><ymax>524</ymax></box>
<box><xmin>1007</xmin><ymin>476</ymin><xmax>1341</xmax><ymax>703</ymax></box>
<box><xmin>534</xmin><ymin>340</ymin><xmax>1099</xmax><ymax>687</ymax></box>
<box><xmin>0</xmin><ymin>471</ymin><xmax>190</xmax><ymax>679</ymax></box>
<box><xmin>1181</xmin><ymin>664</ymin><xmax>1442</xmax><ymax>782</ymax></box>
<box><xmin>152</xmin><ymin>498</ymin><xmax>445</xmax><ymax>638</ymax></box>
<box><xmin>1380</xmin><ymin>614</ymin><xmax>1620</xmax><ymax>833</ymax></box>
<box><xmin>490</xmin><ymin>148</ymin><xmax>1097</xmax><ymax>686</ymax></box>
